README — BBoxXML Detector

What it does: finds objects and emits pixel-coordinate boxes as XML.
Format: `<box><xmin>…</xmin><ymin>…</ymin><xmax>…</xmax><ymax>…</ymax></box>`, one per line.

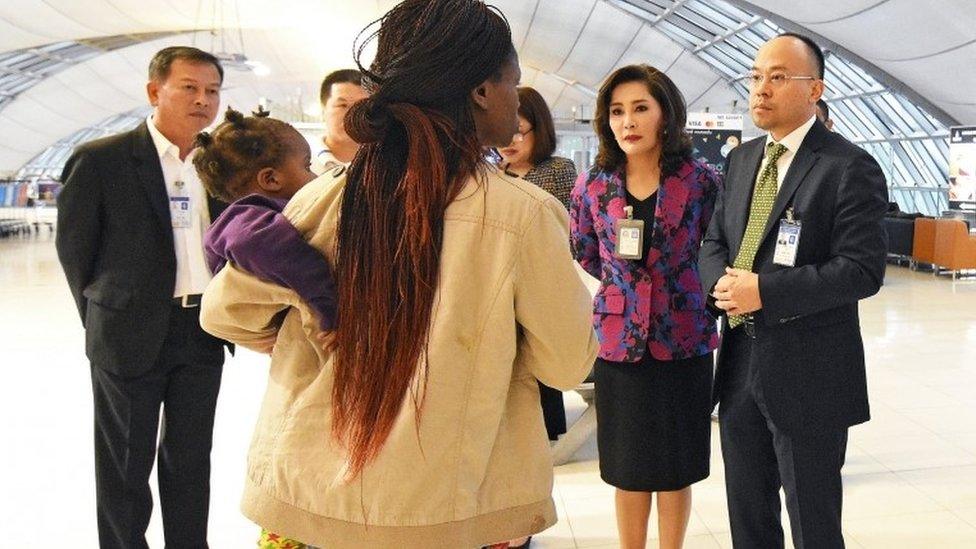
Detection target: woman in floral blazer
<box><xmin>569</xmin><ymin>64</ymin><xmax>721</xmax><ymax>549</ymax></box>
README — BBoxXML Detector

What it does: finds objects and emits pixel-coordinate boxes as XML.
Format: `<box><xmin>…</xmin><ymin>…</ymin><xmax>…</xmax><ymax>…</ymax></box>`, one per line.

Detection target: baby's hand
<box><xmin>316</xmin><ymin>330</ymin><xmax>337</xmax><ymax>352</ymax></box>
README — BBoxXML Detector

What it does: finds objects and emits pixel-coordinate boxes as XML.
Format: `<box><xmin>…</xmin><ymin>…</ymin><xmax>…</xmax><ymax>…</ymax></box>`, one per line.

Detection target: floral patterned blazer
<box><xmin>570</xmin><ymin>158</ymin><xmax>722</xmax><ymax>363</ymax></box>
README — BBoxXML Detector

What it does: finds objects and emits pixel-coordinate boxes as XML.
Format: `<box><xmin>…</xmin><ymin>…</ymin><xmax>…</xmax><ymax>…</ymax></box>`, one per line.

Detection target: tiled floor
<box><xmin>1</xmin><ymin>236</ymin><xmax>975</xmax><ymax>548</ymax></box>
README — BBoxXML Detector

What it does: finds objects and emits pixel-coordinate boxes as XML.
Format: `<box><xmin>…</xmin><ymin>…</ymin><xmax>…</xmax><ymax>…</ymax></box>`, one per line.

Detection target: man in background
<box><xmin>816</xmin><ymin>98</ymin><xmax>834</xmax><ymax>131</ymax></box>
<box><xmin>312</xmin><ymin>69</ymin><xmax>367</xmax><ymax>174</ymax></box>
<box><xmin>57</xmin><ymin>46</ymin><xmax>230</xmax><ymax>548</ymax></box>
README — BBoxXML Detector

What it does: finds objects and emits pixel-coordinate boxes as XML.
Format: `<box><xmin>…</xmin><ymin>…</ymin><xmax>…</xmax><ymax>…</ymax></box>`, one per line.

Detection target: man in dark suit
<box><xmin>700</xmin><ymin>33</ymin><xmax>887</xmax><ymax>548</ymax></box>
<box><xmin>56</xmin><ymin>46</ymin><xmax>230</xmax><ymax>548</ymax></box>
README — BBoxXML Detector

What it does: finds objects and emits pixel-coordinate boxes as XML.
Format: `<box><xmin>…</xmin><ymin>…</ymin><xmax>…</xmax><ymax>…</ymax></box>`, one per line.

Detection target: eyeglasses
<box><xmin>743</xmin><ymin>72</ymin><xmax>818</xmax><ymax>88</ymax></box>
<box><xmin>513</xmin><ymin>127</ymin><xmax>533</xmax><ymax>142</ymax></box>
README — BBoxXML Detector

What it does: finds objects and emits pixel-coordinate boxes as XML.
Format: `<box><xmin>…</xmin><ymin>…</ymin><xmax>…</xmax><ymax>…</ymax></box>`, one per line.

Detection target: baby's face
<box><xmin>276</xmin><ymin>129</ymin><xmax>318</xmax><ymax>199</ymax></box>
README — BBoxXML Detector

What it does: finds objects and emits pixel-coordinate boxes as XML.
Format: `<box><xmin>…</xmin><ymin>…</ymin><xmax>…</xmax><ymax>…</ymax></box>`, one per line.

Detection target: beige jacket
<box><xmin>200</xmin><ymin>168</ymin><xmax>598</xmax><ymax>548</ymax></box>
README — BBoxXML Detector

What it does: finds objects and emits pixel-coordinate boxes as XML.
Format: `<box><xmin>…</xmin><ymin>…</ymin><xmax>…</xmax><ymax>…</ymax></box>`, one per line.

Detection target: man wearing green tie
<box><xmin>700</xmin><ymin>33</ymin><xmax>888</xmax><ymax>548</ymax></box>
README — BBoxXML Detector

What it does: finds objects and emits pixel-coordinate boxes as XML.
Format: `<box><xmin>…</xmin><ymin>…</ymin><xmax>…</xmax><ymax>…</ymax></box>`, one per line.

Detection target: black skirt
<box><xmin>594</xmin><ymin>351</ymin><xmax>713</xmax><ymax>492</ymax></box>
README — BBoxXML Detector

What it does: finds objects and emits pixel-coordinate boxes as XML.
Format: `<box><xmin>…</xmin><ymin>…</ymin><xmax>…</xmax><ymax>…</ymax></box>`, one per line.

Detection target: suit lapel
<box><xmin>757</xmin><ymin>122</ymin><xmax>826</xmax><ymax>246</ymax></box>
<box><xmin>646</xmin><ymin>162</ymin><xmax>691</xmax><ymax>269</ymax></box>
<box><xmin>600</xmin><ymin>169</ymin><xmax>627</xmax><ymax>219</ymax></box>
<box><xmin>729</xmin><ymin>138</ymin><xmax>766</xmax><ymax>258</ymax></box>
<box><xmin>131</xmin><ymin>122</ymin><xmax>171</xmax><ymax>230</ymax></box>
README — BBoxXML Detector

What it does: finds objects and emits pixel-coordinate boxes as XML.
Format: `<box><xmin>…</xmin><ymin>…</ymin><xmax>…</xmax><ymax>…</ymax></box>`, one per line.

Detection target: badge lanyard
<box><xmin>614</xmin><ymin>205</ymin><xmax>645</xmax><ymax>260</ymax></box>
<box><xmin>169</xmin><ymin>179</ymin><xmax>192</xmax><ymax>229</ymax></box>
<box><xmin>773</xmin><ymin>206</ymin><xmax>801</xmax><ymax>267</ymax></box>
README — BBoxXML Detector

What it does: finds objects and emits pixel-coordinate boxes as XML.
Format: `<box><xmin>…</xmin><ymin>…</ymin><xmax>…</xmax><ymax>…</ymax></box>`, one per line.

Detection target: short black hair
<box><xmin>149</xmin><ymin>46</ymin><xmax>224</xmax><ymax>84</ymax></box>
<box><xmin>816</xmin><ymin>98</ymin><xmax>830</xmax><ymax>120</ymax></box>
<box><xmin>319</xmin><ymin>69</ymin><xmax>363</xmax><ymax>105</ymax></box>
<box><xmin>777</xmin><ymin>32</ymin><xmax>824</xmax><ymax>79</ymax></box>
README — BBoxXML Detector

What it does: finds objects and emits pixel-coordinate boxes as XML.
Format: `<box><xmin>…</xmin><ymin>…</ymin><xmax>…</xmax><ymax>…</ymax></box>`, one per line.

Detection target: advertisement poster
<box><xmin>686</xmin><ymin>112</ymin><xmax>744</xmax><ymax>176</ymax></box>
<box><xmin>949</xmin><ymin>126</ymin><xmax>976</xmax><ymax>211</ymax></box>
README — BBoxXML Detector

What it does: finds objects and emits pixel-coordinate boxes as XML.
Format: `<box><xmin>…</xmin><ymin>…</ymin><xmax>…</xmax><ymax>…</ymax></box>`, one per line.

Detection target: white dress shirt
<box><xmin>146</xmin><ymin>115</ymin><xmax>213</xmax><ymax>298</ymax></box>
<box><xmin>758</xmin><ymin>115</ymin><xmax>817</xmax><ymax>192</ymax></box>
<box><xmin>311</xmin><ymin>135</ymin><xmax>351</xmax><ymax>175</ymax></box>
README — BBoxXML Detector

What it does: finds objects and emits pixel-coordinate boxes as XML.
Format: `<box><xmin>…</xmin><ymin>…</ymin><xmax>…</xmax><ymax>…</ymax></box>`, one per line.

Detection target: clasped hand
<box><xmin>712</xmin><ymin>267</ymin><xmax>762</xmax><ymax>316</ymax></box>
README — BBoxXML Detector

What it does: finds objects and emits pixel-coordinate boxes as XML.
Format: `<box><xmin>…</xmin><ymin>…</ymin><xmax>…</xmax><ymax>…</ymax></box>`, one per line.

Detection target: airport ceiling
<box><xmin>0</xmin><ymin>0</ymin><xmax>974</xmax><ymax>174</ymax></box>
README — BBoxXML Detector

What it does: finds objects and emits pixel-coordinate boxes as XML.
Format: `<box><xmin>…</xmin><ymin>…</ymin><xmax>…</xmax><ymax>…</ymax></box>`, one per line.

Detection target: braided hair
<box><xmin>192</xmin><ymin>106</ymin><xmax>294</xmax><ymax>203</ymax></box>
<box><xmin>332</xmin><ymin>0</ymin><xmax>515</xmax><ymax>481</ymax></box>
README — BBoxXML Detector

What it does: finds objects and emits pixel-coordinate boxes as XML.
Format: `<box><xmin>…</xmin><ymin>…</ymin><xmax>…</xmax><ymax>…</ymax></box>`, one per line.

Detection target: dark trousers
<box><xmin>90</xmin><ymin>304</ymin><xmax>224</xmax><ymax>549</ymax></box>
<box><xmin>538</xmin><ymin>381</ymin><xmax>567</xmax><ymax>441</ymax></box>
<box><xmin>718</xmin><ymin>329</ymin><xmax>848</xmax><ymax>549</ymax></box>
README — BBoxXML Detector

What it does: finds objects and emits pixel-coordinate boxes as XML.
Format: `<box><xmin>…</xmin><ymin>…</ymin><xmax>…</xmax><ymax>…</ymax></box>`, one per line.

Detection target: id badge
<box><xmin>170</xmin><ymin>196</ymin><xmax>192</xmax><ymax>229</ymax></box>
<box><xmin>773</xmin><ymin>218</ymin><xmax>801</xmax><ymax>267</ymax></box>
<box><xmin>614</xmin><ymin>210</ymin><xmax>644</xmax><ymax>260</ymax></box>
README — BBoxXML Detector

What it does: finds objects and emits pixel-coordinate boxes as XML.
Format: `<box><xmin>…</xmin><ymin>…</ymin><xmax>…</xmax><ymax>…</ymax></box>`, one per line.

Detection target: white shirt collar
<box><xmin>146</xmin><ymin>115</ymin><xmax>182</xmax><ymax>161</ymax></box>
<box><xmin>766</xmin><ymin>115</ymin><xmax>817</xmax><ymax>154</ymax></box>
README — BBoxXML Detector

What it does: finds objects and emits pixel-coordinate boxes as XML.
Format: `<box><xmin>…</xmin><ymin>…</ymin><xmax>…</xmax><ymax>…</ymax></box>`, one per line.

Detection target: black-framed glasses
<box><xmin>743</xmin><ymin>72</ymin><xmax>818</xmax><ymax>88</ymax></box>
<box><xmin>513</xmin><ymin>127</ymin><xmax>533</xmax><ymax>142</ymax></box>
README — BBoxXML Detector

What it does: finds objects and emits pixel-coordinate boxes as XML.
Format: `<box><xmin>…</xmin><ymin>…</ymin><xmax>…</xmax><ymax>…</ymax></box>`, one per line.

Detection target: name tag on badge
<box><xmin>773</xmin><ymin>219</ymin><xmax>801</xmax><ymax>266</ymax></box>
<box><xmin>169</xmin><ymin>196</ymin><xmax>192</xmax><ymax>229</ymax></box>
<box><xmin>614</xmin><ymin>218</ymin><xmax>644</xmax><ymax>260</ymax></box>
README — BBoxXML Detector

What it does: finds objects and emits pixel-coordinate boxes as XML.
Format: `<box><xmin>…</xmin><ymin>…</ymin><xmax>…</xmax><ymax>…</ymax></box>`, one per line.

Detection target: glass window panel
<box><xmin>871</xmin><ymin>96</ymin><xmax>913</xmax><ymax>136</ymax></box>
<box><xmin>675</xmin><ymin>7</ymin><xmax>726</xmax><ymax>36</ymax></box>
<box><xmin>688</xmin><ymin>1</ymin><xmax>739</xmax><ymax>28</ymax></box>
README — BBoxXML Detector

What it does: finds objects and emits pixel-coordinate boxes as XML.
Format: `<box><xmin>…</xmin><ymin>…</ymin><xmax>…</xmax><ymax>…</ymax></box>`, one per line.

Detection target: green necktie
<box><xmin>729</xmin><ymin>142</ymin><xmax>788</xmax><ymax>328</ymax></box>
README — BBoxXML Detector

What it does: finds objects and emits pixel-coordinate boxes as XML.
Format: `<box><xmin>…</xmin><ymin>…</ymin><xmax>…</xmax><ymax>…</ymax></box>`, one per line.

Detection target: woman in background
<box><xmin>498</xmin><ymin>86</ymin><xmax>577</xmax><ymax>210</ymax></box>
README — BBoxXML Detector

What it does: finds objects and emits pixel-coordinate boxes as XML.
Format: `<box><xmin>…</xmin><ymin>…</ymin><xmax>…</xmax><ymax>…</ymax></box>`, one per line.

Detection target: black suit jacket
<box><xmin>56</xmin><ymin>122</ymin><xmax>230</xmax><ymax>377</ymax></box>
<box><xmin>700</xmin><ymin>120</ymin><xmax>888</xmax><ymax>435</ymax></box>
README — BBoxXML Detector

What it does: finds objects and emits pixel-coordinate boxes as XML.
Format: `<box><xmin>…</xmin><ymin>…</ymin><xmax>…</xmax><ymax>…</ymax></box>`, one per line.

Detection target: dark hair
<box><xmin>320</xmin><ymin>69</ymin><xmax>363</xmax><ymax>105</ymax></box>
<box><xmin>192</xmin><ymin>107</ymin><xmax>296</xmax><ymax>202</ymax></box>
<box><xmin>332</xmin><ymin>0</ymin><xmax>515</xmax><ymax>480</ymax></box>
<box><xmin>777</xmin><ymin>32</ymin><xmax>825</xmax><ymax>79</ymax></box>
<box><xmin>593</xmin><ymin>64</ymin><xmax>692</xmax><ymax>175</ymax></box>
<box><xmin>149</xmin><ymin>46</ymin><xmax>224</xmax><ymax>84</ymax></box>
<box><xmin>816</xmin><ymin>98</ymin><xmax>830</xmax><ymax>120</ymax></box>
<box><xmin>517</xmin><ymin>86</ymin><xmax>557</xmax><ymax>165</ymax></box>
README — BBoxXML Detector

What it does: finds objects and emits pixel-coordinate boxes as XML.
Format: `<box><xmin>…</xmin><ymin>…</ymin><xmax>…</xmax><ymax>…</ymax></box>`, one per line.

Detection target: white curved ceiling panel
<box><xmin>747</xmin><ymin>0</ymin><xmax>887</xmax><ymax>25</ymax></box>
<box><xmin>492</xmin><ymin>0</ymin><xmax>539</xmax><ymax>52</ymax></box>
<box><xmin>878</xmin><ymin>43</ymin><xmax>976</xmax><ymax>124</ymax></box>
<box><xmin>551</xmin><ymin>86</ymin><xmax>596</xmax><ymax>116</ymax></box>
<box><xmin>556</xmin><ymin>1</ymin><xmax>643</xmax><ymax>88</ymax></box>
<box><xmin>519</xmin><ymin>0</ymin><xmax>596</xmax><ymax>73</ymax></box>
<box><xmin>526</xmin><ymin>70</ymin><xmax>571</xmax><ymax>107</ymax></box>
<box><xmin>611</xmin><ymin>25</ymin><xmax>688</xmax><ymax>76</ymax></box>
<box><xmin>0</xmin><ymin>18</ymin><xmax>51</xmax><ymax>52</ymax></box>
<box><xmin>786</xmin><ymin>0</ymin><xmax>974</xmax><ymax>62</ymax></box>
<box><xmin>27</xmin><ymin>1</ymin><xmax>158</xmax><ymax>38</ymax></box>
<box><xmin>0</xmin><ymin>1</ymin><xmax>100</xmax><ymax>42</ymax></box>
<box><xmin>2</xmin><ymin>95</ymin><xmax>91</xmax><ymax>141</ymax></box>
<box><xmin>0</xmin><ymin>110</ymin><xmax>63</xmax><ymax>157</ymax></box>
<box><xmin>663</xmin><ymin>50</ymin><xmax>723</xmax><ymax>102</ymax></box>
<box><xmin>7</xmin><ymin>79</ymin><xmax>114</xmax><ymax>126</ymax></box>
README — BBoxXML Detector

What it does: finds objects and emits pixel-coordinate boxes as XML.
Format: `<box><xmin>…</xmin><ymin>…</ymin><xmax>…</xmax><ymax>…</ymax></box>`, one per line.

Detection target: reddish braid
<box><xmin>332</xmin><ymin>0</ymin><xmax>514</xmax><ymax>480</ymax></box>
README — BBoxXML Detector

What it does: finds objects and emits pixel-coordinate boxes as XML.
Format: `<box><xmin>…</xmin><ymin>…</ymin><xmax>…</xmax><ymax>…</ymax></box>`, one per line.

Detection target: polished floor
<box><xmin>1</xmin><ymin>235</ymin><xmax>975</xmax><ymax>548</ymax></box>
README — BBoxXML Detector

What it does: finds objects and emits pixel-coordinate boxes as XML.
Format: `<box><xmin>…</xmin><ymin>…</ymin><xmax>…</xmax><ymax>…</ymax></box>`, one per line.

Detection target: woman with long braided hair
<box><xmin>200</xmin><ymin>1</ymin><xmax>598</xmax><ymax>546</ymax></box>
